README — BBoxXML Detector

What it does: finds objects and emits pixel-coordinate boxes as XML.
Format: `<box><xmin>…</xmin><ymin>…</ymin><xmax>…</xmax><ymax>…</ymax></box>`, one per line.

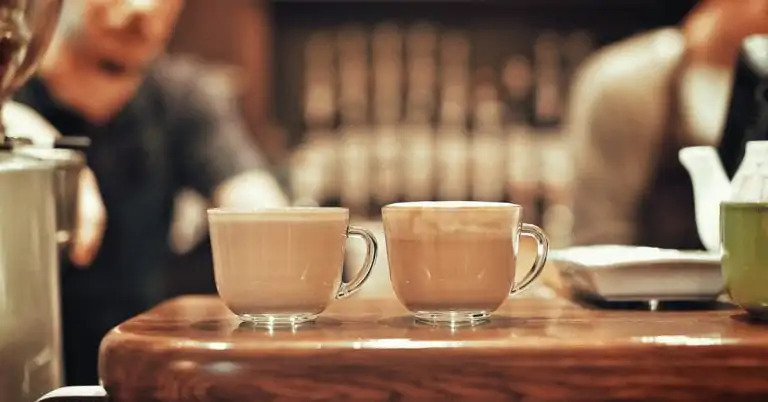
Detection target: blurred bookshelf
<box><xmin>270</xmin><ymin>0</ymin><xmax>694</xmax><ymax>248</ymax></box>
<box><xmin>161</xmin><ymin>0</ymin><xmax>696</xmax><ymax>297</ymax></box>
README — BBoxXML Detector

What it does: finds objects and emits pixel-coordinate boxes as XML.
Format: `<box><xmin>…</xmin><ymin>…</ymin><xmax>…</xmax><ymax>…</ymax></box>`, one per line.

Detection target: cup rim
<box><xmin>207</xmin><ymin>207</ymin><xmax>349</xmax><ymax>215</ymax></box>
<box><xmin>383</xmin><ymin>201</ymin><xmax>521</xmax><ymax>210</ymax></box>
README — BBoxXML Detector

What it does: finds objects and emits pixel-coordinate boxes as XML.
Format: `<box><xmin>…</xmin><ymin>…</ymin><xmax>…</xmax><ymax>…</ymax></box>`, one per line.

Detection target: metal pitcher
<box><xmin>0</xmin><ymin>0</ymin><xmax>70</xmax><ymax>401</ymax></box>
<box><xmin>0</xmin><ymin>151</ymin><xmax>63</xmax><ymax>402</ymax></box>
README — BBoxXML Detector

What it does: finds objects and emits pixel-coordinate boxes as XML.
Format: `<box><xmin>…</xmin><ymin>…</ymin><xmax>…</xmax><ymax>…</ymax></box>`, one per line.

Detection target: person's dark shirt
<box><xmin>14</xmin><ymin>56</ymin><xmax>267</xmax><ymax>385</ymax></box>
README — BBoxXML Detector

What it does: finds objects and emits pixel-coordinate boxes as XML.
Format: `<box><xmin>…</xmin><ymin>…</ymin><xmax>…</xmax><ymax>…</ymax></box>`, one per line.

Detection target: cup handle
<box><xmin>336</xmin><ymin>226</ymin><xmax>378</xmax><ymax>299</ymax></box>
<box><xmin>510</xmin><ymin>223</ymin><xmax>550</xmax><ymax>296</ymax></box>
<box><xmin>36</xmin><ymin>386</ymin><xmax>108</xmax><ymax>401</ymax></box>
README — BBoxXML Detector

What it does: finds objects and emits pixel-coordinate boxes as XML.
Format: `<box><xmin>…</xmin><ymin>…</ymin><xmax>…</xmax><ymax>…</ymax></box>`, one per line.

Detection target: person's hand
<box><xmin>69</xmin><ymin>167</ymin><xmax>107</xmax><ymax>268</ymax></box>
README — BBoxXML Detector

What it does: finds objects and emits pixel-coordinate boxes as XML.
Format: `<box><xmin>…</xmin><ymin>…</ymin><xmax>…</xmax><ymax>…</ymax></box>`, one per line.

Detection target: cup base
<box><xmin>413</xmin><ymin>311</ymin><xmax>491</xmax><ymax>327</ymax></box>
<box><xmin>236</xmin><ymin>313</ymin><xmax>318</xmax><ymax>327</ymax></box>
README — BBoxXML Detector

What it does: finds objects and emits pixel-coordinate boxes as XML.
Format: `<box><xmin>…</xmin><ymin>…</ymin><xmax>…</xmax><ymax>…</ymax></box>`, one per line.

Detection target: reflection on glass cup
<box><xmin>382</xmin><ymin>201</ymin><xmax>549</xmax><ymax>326</ymax></box>
<box><xmin>208</xmin><ymin>207</ymin><xmax>378</xmax><ymax>326</ymax></box>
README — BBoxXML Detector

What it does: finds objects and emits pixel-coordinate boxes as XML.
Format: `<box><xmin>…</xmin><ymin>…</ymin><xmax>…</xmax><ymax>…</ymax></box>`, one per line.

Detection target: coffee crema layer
<box><xmin>383</xmin><ymin>202</ymin><xmax>522</xmax><ymax>237</ymax></box>
<box><xmin>384</xmin><ymin>201</ymin><xmax>519</xmax><ymax>208</ymax></box>
<box><xmin>208</xmin><ymin>207</ymin><xmax>348</xmax><ymax>221</ymax></box>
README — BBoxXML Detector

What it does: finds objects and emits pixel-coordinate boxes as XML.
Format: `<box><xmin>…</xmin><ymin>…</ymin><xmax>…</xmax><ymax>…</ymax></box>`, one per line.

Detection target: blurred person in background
<box><xmin>568</xmin><ymin>0</ymin><xmax>768</xmax><ymax>248</ymax></box>
<box><xmin>14</xmin><ymin>0</ymin><xmax>288</xmax><ymax>385</ymax></box>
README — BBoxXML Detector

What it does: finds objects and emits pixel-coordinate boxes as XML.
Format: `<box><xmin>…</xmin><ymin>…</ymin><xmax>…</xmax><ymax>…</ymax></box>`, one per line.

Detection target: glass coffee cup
<box><xmin>208</xmin><ymin>207</ymin><xmax>378</xmax><ymax>326</ymax></box>
<box><xmin>382</xmin><ymin>201</ymin><xmax>549</xmax><ymax>326</ymax></box>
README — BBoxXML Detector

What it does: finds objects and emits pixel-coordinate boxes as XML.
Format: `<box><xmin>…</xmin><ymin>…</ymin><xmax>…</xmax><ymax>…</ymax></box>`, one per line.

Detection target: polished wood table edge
<box><xmin>98</xmin><ymin>295</ymin><xmax>768</xmax><ymax>401</ymax></box>
<box><xmin>99</xmin><ymin>294</ymin><xmax>768</xmax><ymax>358</ymax></box>
<box><xmin>101</xmin><ymin>336</ymin><xmax>768</xmax><ymax>368</ymax></box>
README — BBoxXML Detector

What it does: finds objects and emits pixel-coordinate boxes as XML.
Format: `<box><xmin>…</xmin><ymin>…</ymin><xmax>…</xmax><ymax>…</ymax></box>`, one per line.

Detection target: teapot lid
<box><xmin>743</xmin><ymin>35</ymin><xmax>768</xmax><ymax>72</ymax></box>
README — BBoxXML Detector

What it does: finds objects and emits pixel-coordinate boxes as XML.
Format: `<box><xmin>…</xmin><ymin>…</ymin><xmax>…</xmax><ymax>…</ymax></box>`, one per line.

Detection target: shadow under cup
<box><xmin>208</xmin><ymin>207</ymin><xmax>378</xmax><ymax>326</ymax></box>
<box><xmin>382</xmin><ymin>201</ymin><xmax>550</xmax><ymax>327</ymax></box>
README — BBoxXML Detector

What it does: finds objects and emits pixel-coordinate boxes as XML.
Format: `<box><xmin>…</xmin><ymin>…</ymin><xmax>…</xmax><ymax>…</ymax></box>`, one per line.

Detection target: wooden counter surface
<box><xmin>99</xmin><ymin>295</ymin><xmax>768</xmax><ymax>401</ymax></box>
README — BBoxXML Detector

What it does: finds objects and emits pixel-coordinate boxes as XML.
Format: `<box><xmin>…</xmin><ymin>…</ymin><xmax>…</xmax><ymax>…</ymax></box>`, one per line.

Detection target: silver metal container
<box><xmin>0</xmin><ymin>151</ymin><xmax>63</xmax><ymax>402</ymax></box>
<box><xmin>15</xmin><ymin>147</ymin><xmax>86</xmax><ymax>248</ymax></box>
<box><xmin>0</xmin><ymin>0</ymin><xmax>70</xmax><ymax>400</ymax></box>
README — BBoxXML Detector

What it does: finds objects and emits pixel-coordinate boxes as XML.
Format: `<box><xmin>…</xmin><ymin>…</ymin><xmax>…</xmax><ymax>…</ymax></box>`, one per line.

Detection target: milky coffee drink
<box><xmin>209</xmin><ymin>207</ymin><xmax>378</xmax><ymax>325</ymax></box>
<box><xmin>383</xmin><ymin>201</ymin><xmax>549</xmax><ymax>326</ymax></box>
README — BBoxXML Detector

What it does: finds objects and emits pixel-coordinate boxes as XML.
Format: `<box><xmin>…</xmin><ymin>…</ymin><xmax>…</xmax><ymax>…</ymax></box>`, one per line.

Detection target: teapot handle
<box><xmin>36</xmin><ymin>386</ymin><xmax>107</xmax><ymax>401</ymax></box>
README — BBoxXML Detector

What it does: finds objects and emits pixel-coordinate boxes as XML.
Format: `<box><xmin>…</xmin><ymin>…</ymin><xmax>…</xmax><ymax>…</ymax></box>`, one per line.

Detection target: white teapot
<box><xmin>679</xmin><ymin>140</ymin><xmax>768</xmax><ymax>253</ymax></box>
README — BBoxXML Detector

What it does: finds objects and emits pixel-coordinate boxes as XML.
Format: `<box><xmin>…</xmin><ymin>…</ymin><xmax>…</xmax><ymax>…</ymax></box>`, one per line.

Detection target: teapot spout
<box><xmin>678</xmin><ymin>146</ymin><xmax>730</xmax><ymax>253</ymax></box>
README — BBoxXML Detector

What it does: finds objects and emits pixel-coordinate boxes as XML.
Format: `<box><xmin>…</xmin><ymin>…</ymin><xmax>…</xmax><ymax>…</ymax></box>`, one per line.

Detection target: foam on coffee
<box><xmin>384</xmin><ymin>201</ymin><xmax>518</xmax><ymax>209</ymax></box>
<box><xmin>209</xmin><ymin>207</ymin><xmax>347</xmax><ymax>222</ymax></box>
<box><xmin>383</xmin><ymin>201</ymin><xmax>522</xmax><ymax>237</ymax></box>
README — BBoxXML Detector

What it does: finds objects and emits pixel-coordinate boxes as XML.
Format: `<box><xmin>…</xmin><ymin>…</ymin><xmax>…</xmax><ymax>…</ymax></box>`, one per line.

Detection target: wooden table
<box><xmin>97</xmin><ymin>295</ymin><xmax>768</xmax><ymax>401</ymax></box>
